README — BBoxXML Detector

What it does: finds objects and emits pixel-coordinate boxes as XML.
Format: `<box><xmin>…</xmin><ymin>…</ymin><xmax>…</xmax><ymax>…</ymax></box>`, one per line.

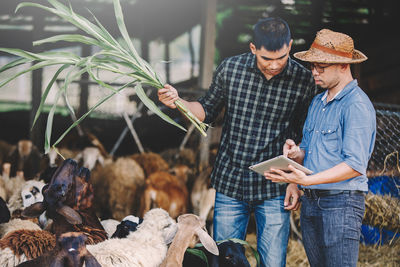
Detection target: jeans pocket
<box><xmin>317</xmin><ymin>195</ymin><xmax>346</xmax><ymax>210</ymax></box>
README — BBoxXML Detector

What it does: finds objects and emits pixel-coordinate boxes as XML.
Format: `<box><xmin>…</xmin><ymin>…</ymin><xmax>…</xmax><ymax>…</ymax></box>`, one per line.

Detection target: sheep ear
<box><xmin>56</xmin><ymin>205</ymin><xmax>82</xmax><ymax>224</ymax></box>
<box><xmin>195</xmin><ymin>228</ymin><xmax>219</xmax><ymax>256</ymax></box>
<box><xmin>22</xmin><ymin>202</ymin><xmax>45</xmax><ymax>218</ymax></box>
<box><xmin>84</xmin><ymin>252</ymin><xmax>101</xmax><ymax>267</ymax></box>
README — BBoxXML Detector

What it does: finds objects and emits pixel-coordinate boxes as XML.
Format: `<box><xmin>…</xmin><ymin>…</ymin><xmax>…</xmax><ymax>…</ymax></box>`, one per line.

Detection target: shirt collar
<box><xmin>320</xmin><ymin>79</ymin><xmax>358</xmax><ymax>102</ymax></box>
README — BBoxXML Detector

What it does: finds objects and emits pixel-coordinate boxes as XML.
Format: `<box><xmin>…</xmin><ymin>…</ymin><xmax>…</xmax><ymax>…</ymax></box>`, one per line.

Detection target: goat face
<box><xmin>23</xmin><ymin>159</ymin><xmax>83</xmax><ymax>225</ymax></box>
<box><xmin>44</xmin><ymin>158</ymin><xmax>77</xmax><ymax>206</ymax></box>
<box><xmin>53</xmin><ymin>232</ymin><xmax>101</xmax><ymax>267</ymax></box>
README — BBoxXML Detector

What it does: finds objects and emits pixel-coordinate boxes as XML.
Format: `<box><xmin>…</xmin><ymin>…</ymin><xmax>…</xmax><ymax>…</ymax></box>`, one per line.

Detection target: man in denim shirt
<box><xmin>265</xmin><ymin>29</ymin><xmax>376</xmax><ymax>267</ymax></box>
<box><xmin>158</xmin><ymin>18</ymin><xmax>318</xmax><ymax>266</ymax></box>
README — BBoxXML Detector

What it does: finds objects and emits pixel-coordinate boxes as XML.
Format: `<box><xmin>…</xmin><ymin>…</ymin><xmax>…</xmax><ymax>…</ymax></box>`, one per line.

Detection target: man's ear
<box><xmin>288</xmin><ymin>39</ymin><xmax>293</xmax><ymax>51</ymax></box>
<box><xmin>249</xmin><ymin>42</ymin><xmax>257</xmax><ymax>54</ymax></box>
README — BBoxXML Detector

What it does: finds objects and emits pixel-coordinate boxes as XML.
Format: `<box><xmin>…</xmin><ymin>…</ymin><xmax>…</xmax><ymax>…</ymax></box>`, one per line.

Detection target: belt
<box><xmin>301</xmin><ymin>188</ymin><xmax>364</xmax><ymax>199</ymax></box>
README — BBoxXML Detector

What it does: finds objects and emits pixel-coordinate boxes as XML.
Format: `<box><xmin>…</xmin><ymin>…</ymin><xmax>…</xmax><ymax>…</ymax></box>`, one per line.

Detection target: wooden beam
<box><xmin>198</xmin><ymin>0</ymin><xmax>217</xmax><ymax>171</ymax></box>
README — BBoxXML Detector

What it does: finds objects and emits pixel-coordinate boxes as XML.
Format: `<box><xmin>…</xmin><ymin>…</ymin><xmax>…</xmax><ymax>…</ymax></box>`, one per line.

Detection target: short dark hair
<box><xmin>253</xmin><ymin>17</ymin><xmax>291</xmax><ymax>51</ymax></box>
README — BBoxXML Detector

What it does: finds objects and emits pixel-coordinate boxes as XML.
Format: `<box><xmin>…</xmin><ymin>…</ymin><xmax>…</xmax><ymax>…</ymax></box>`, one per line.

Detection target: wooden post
<box><xmin>198</xmin><ymin>0</ymin><xmax>217</xmax><ymax>171</ymax></box>
<box><xmin>29</xmin><ymin>14</ymin><xmax>45</xmax><ymax>151</ymax></box>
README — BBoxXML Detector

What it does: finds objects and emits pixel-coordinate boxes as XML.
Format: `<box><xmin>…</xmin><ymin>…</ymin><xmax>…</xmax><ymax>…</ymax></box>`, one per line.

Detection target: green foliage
<box><xmin>0</xmin><ymin>0</ymin><xmax>207</xmax><ymax>153</ymax></box>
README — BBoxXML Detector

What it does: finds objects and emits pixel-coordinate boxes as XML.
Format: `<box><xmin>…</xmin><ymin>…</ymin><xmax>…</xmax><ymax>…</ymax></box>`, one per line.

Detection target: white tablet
<box><xmin>249</xmin><ymin>155</ymin><xmax>313</xmax><ymax>176</ymax></box>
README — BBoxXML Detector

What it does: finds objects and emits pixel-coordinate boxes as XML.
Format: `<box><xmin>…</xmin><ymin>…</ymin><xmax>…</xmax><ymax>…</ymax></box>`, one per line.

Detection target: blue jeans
<box><xmin>300</xmin><ymin>192</ymin><xmax>365</xmax><ymax>267</ymax></box>
<box><xmin>213</xmin><ymin>192</ymin><xmax>290</xmax><ymax>267</ymax></box>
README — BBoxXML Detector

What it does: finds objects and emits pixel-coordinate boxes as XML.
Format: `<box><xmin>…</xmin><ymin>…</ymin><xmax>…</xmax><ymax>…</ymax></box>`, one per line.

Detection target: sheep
<box><xmin>111</xmin><ymin>215</ymin><xmax>143</xmax><ymax>239</ymax></box>
<box><xmin>131</xmin><ymin>152</ymin><xmax>169</xmax><ymax>177</ymax></box>
<box><xmin>0</xmin><ymin>140</ymin><xmax>13</xmax><ymax>167</ymax></box>
<box><xmin>74</xmin><ymin>147</ymin><xmax>106</xmax><ymax>171</ymax></box>
<box><xmin>100</xmin><ymin>219</ymin><xmax>120</xmax><ymax>238</ymax></box>
<box><xmin>1</xmin><ymin>163</ymin><xmax>25</xmax><ymax>206</ymax></box>
<box><xmin>139</xmin><ymin>170</ymin><xmax>189</xmax><ymax>219</ymax></box>
<box><xmin>86</xmin><ymin>208</ymin><xmax>177</xmax><ymax>267</ymax></box>
<box><xmin>0</xmin><ymin>218</ymin><xmax>42</xmax><ymax>238</ymax></box>
<box><xmin>191</xmin><ymin>167</ymin><xmax>215</xmax><ymax>222</ymax></box>
<box><xmin>5</xmin><ymin>140</ymin><xmax>42</xmax><ymax>180</ymax></box>
<box><xmin>90</xmin><ymin>156</ymin><xmax>145</xmax><ymax>220</ymax></box>
<box><xmin>17</xmin><ymin>232</ymin><xmax>101</xmax><ymax>267</ymax></box>
<box><xmin>22</xmin><ymin>159</ymin><xmax>107</xmax><ymax>244</ymax></box>
<box><xmin>0</xmin><ymin>229</ymin><xmax>56</xmax><ymax>267</ymax></box>
<box><xmin>0</xmin><ymin>197</ymin><xmax>10</xmax><ymax>223</ymax></box>
<box><xmin>21</xmin><ymin>180</ymin><xmax>45</xmax><ymax>209</ymax></box>
<box><xmin>182</xmin><ymin>240</ymin><xmax>251</xmax><ymax>267</ymax></box>
<box><xmin>160</xmin><ymin>213</ymin><xmax>218</xmax><ymax>267</ymax></box>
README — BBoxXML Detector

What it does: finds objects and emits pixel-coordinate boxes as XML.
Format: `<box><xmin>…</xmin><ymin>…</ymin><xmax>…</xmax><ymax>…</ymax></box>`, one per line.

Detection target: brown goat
<box><xmin>6</xmin><ymin>140</ymin><xmax>42</xmax><ymax>180</ymax></box>
<box><xmin>140</xmin><ymin>171</ymin><xmax>189</xmax><ymax>219</ymax></box>
<box><xmin>17</xmin><ymin>232</ymin><xmax>101</xmax><ymax>267</ymax></box>
<box><xmin>22</xmin><ymin>159</ymin><xmax>107</xmax><ymax>244</ymax></box>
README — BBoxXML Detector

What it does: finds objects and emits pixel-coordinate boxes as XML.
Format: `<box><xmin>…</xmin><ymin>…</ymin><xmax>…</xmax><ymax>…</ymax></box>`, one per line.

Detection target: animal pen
<box><xmin>0</xmin><ymin>0</ymin><xmax>400</xmax><ymax>266</ymax></box>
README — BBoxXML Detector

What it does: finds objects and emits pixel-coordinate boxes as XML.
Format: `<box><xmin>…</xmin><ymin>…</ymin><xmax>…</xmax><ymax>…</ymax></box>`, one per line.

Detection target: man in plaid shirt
<box><xmin>158</xmin><ymin>17</ymin><xmax>318</xmax><ymax>266</ymax></box>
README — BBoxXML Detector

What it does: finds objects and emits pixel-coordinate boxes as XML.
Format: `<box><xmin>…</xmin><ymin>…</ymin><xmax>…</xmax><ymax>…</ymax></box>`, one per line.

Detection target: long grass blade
<box><xmin>33</xmin><ymin>34</ymin><xmax>103</xmax><ymax>47</ymax></box>
<box><xmin>135</xmin><ymin>83</ymin><xmax>187</xmax><ymax>132</ymax></box>
<box><xmin>32</xmin><ymin>64</ymin><xmax>69</xmax><ymax>129</ymax></box>
<box><xmin>52</xmin><ymin>81</ymin><xmax>134</xmax><ymax>147</ymax></box>
<box><xmin>45</xmin><ymin>89</ymin><xmax>62</xmax><ymax>153</ymax></box>
<box><xmin>0</xmin><ymin>57</ymin><xmax>31</xmax><ymax>73</ymax></box>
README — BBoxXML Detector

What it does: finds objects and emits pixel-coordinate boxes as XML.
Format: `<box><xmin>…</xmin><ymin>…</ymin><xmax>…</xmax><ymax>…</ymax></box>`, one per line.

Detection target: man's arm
<box><xmin>265</xmin><ymin>162</ymin><xmax>361</xmax><ymax>186</ymax></box>
<box><xmin>158</xmin><ymin>84</ymin><xmax>206</xmax><ymax>122</ymax></box>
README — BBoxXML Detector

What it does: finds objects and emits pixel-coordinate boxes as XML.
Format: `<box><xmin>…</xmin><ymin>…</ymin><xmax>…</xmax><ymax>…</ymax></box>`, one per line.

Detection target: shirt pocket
<box><xmin>302</xmin><ymin>122</ymin><xmax>314</xmax><ymax>148</ymax></box>
<box><xmin>320</xmin><ymin>124</ymin><xmax>340</xmax><ymax>151</ymax></box>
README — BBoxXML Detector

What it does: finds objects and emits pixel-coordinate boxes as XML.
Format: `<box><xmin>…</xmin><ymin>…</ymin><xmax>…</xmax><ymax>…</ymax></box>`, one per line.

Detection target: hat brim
<box><xmin>294</xmin><ymin>48</ymin><xmax>367</xmax><ymax>64</ymax></box>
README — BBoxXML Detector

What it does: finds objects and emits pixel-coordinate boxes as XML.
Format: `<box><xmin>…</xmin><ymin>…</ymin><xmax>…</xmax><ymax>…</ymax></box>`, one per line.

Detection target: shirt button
<box><xmin>322</xmin><ymin>108</ymin><xmax>326</xmax><ymax>111</ymax></box>
<box><xmin>315</xmin><ymin>130</ymin><xmax>319</xmax><ymax>133</ymax></box>
<box><xmin>308</xmin><ymin>151</ymin><xmax>312</xmax><ymax>154</ymax></box>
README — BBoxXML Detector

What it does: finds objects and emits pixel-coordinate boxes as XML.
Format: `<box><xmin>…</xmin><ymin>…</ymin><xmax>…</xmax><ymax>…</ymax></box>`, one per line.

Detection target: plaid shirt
<box><xmin>198</xmin><ymin>52</ymin><xmax>318</xmax><ymax>201</ymax></box>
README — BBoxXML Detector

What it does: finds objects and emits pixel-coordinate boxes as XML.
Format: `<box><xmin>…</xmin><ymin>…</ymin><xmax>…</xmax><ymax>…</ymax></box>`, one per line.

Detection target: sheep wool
<box><xmin>86</xmin><ymin>208</ymin><xmax>177</xmax><ymax>267</ymax></box>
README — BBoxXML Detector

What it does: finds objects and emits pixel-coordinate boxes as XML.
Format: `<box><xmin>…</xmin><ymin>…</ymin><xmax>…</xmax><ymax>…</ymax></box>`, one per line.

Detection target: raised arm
<box><xmin>158</xmin><ymin>84</ymin><xmax>206</xmax><ymax>122</ymax></box>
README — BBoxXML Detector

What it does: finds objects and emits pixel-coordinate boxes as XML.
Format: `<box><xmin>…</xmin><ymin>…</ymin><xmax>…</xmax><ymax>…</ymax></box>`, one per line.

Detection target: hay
<box><xmin>358</xmin><ymin>243</ymin><xmax>400</xmax><ymax>267</ymax></box>
<box><xmin>364</xmin><ymin>193</ymin><xmax>400</xmax><ymax>232</ymax></box>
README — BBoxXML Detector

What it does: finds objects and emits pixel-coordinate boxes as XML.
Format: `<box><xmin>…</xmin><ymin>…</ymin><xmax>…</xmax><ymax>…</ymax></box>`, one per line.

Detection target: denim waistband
<box><xmin>301</xmin><ymin>188</ymin><xmax>365</xmax><ymax>199</ymax></box>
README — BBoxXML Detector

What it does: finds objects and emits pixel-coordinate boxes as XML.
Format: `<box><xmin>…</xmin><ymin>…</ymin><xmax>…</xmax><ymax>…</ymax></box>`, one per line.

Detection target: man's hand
<box><xmin>265</xmin><ymin>165</ymin><xmax>311</xmax><ymax>186</ymax></box>
<box><xmin>284</xmin><ymin>183</ymin><xmax>301</xmax><ymax>210</ymax></box>
<box><xmin>283</xmin><ymin>139</ymin><xmax>301</xmax><ymax>159</ymax></box>
<box><xmin>158</xmin><ymin>84</ymin><xmax>179</xmax><ymax>109</ymax></box>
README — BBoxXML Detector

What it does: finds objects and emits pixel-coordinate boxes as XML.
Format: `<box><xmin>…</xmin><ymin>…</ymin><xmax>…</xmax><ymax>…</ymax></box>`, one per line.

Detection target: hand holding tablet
<box><xmin>249</xmin><ymin>155</ymin><xmax>313</xmax><ymax>176</ymax></box>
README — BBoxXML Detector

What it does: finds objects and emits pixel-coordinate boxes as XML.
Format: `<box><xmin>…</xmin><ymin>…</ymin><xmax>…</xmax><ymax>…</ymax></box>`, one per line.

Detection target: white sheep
<box><xmin>86</xmin><ymin>208</ymin><xmax>177</xmax><ymax>267</ymax></box>
<box><xmin>75</xmin><ymin>147</ymin><xmax>106</xmax><ymax>171</ymax></box>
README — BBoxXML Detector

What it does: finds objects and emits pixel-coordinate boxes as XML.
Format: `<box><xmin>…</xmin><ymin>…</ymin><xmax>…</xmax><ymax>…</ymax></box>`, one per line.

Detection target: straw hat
<box><xmin>294</xmin><ymin>29</ymin><xmax>367</xmax><ymax>64</ymax></box>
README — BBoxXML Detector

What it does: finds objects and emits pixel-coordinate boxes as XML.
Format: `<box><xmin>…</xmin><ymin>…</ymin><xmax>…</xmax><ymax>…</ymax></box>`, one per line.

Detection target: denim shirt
<box><xmin>299</xmin><ymin>80</ymin><xmax>376</xmax><ymax>191</ymax></box>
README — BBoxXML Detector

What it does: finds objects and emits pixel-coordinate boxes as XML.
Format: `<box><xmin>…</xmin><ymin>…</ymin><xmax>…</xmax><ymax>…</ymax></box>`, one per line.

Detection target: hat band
<box><xmin>311</xmin><ymin>42</ymin><xmax>353</xmax><ymax>59</ymax></box>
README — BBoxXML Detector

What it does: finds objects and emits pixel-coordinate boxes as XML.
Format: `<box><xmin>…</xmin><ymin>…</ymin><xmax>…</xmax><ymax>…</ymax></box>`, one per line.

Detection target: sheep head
<box><xmin>160</xmin><ymin>214</ymin><xmax>218</xmax><ymax>267</ymax></box>
<box><xmin>22</xmin><ymin>159</ymin><xmax>82</xmax><ymax>225</ymax></box>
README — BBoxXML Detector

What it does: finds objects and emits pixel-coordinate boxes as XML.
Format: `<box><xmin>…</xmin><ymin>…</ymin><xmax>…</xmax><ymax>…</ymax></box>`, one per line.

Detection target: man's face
<box><xmin>250</xmin><ymin>40</ymin><xmax>292</xmax><ymax>79</ymax></box>
<box><xmin>309</xmin><ymin>63</ymin><xmax>340</xmax><ymax>89</ymax></box>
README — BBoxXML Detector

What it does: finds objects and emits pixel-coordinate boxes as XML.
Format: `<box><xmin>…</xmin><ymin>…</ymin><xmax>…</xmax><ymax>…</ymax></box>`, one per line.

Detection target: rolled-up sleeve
<box><xmin>198</xmin><ymin>61</ymin><xmax>226</xmax><ymax>124</ymax></box>
<box><xmin>341</xmin><ymin>102</ymin><xmax>376</xmax><ymax>175</ymax></box>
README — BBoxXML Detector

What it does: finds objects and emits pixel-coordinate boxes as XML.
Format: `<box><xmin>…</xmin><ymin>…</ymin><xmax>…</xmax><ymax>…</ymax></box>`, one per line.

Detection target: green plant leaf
<box><xmin>134</xmin><ymin>83</ymin><xmax>187</xmax><ymax>132</ymax></box>
<box><xmin>32</xmin><ymin>64</ymin><xmax>69</xmax><ymax>129</ymax></box>
<box><xmin>45</xmin><ymin>89</ymin><xmax>62</xmax><ymax>153</ymax></box>
<box><xmin>186</xmin><ymin>248</ymin><xmax>209</xmax><ymax>267</ymax></box>
<box><xmin>33</xmin><ymin>34</ymin><xmax>103</xmax><ymax>47</ymax></box>
<box><xmin>52</xmin><ymin>81</ymin><xmax>135</xmax><ymax>148</ymax></box>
